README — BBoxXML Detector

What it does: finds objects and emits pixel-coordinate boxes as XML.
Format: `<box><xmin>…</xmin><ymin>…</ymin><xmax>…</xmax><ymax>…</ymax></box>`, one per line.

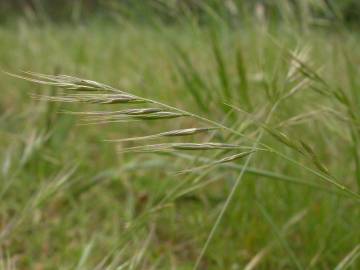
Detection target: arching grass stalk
<box><xmin>8</xmin><ymin>71</ymin><xmax>360</xmax><ymax>200</ymax></box>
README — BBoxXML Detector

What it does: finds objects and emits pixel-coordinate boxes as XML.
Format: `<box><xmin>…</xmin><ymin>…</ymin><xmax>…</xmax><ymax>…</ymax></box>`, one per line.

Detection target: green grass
<box><xmin>0</xmin><ymin>15</ymin><xmax>360</xmax><ymax>269</ymax></box>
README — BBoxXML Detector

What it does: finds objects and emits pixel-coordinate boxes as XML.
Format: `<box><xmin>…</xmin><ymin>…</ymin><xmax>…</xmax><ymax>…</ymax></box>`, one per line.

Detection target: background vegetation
<box><xmin>0</xmin><ymin>0</ymin><xmax>359</xmax><ymax>269</ymax></box>
<box><xmin>1</xmin><ymin>0</ymin><xmax>360</xmax><ymax>26</ymax></box>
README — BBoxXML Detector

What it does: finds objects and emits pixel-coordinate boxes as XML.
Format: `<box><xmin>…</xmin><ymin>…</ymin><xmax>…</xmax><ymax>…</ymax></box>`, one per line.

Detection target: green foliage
<box><xmin>0</xmin><ymin>0</ymin><xmax>360</xmax><ymax>27</ymax></box>
<box><xmin>0</xmin><ymin>4</ymin><xmax>360</xmax><ymax>269</ymax></box>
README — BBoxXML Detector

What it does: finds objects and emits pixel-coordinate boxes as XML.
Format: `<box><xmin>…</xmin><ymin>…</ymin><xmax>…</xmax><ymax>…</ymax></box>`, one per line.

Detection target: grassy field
<box><xmin>0</xmin><ymin>10</ymin><xmax>360</xmax><ymax>270</ymax></box>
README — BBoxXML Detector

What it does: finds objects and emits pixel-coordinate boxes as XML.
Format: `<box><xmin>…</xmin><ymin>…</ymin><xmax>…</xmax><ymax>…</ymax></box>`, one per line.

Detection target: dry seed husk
<box><xmin>116</xmin><ymin>108</ymin><xmax>163</xmax><ymax>115</ymax></box>
<box><xmin>33</xmin><ymin>94</ymin><xmax>143</xmax><ymax>104</ymax></box>
<box><xmin>78</xmin><ymin>112</ymin><xmax>185</xmax><ymax>124</ymax></box>
<box><xmin>64</xmin><ymin>108</ymin><xmax>162</xmax><ymax>116</ymax></box>
<box><xmin>24</xmin><ymin>72</ymin><xmax>115</xmax><ymax>92</ymax></box>
<box><xmin>109</xmin><ymin>127</ymin><xmax>216</xmax><ymax>142</ymax></box>
<box><xmin>171</xmin><ymin>143</ymin><xmax>240</xmax><ymax>150</ymax></box>
<box><xmin>132</xmin><ymin>112</ymin><xmax>187</xmax><ymax>120</ymax></box>
<box><xmin>162</xmin><ymin>127</ymin><xmax>217</xmax><ymax>137</ymax></box>
<box><xmin>177</xmin><ymin>151</ymin><xmax>256</xmax><ymax>174</ymax></box>
<box><xmin>120</xmin><ymin>143</ymin><xmax>246</xmax><ymax>153</ymax></box>
<box><xmin>215</xmin><ymin>151</ymin><xmax>256</xmax><ymax>163</ymax></box>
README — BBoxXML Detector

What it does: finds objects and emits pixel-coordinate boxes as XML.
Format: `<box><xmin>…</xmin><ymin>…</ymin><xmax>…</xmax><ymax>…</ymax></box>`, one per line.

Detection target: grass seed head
<box><xmin>120</xmin><ymin>143</ymin><xmax>245</xmax><ymax>153</ymax></box>
<box><xmin>171</xmin><ymin>143</ymin><xmax>241</xmax><ymax>150</ymax></box>
<box><xmin>162</xmin><ymin>127</ymin><xmax>217</xmax><ymax>137</ymax></box>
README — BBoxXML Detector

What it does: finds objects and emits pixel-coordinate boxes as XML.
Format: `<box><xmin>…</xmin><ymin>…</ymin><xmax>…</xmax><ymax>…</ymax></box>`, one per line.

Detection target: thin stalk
<box><xmin>193</xmin><ymin>100</ymin><xmax>282</xmax><ymax>269</ymax></box>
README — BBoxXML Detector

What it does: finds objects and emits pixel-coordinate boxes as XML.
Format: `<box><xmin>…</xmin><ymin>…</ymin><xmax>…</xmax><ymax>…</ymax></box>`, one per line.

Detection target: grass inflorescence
<box><xmin>1</xmin><ymin>8</ymin><xmax>360</xmax><ymax>268</ymax></box>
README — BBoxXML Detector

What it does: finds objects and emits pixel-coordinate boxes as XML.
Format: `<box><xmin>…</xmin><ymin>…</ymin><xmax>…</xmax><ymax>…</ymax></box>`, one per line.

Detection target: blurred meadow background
<box><xmin>0</xmin><ymin>0</ymin><xmax>360</xmax><ymax>269</ymax></box>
